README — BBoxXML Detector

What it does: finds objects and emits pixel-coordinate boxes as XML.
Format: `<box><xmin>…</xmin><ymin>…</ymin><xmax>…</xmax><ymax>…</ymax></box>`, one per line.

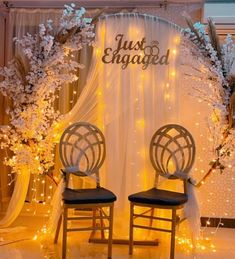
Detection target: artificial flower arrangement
<box><xmin>0</xmin><ymin>4</ymin><xmax>94</xmax><ymax>181</ymax></box>
<box><xmin>182</xmin><ymin>17</ymin><xmax>235</xmax><ymax>186</ymax></box>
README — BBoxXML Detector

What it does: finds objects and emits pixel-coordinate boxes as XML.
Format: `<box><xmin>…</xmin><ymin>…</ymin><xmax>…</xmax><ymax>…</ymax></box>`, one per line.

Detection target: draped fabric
<box><xmin>0</xmin><ymin>169</ymin><xmax>30</xmax><ymax>227</ymax></box>
<box><xmin>59</xmin><ymin>13</ymin><xmax>188</xmax><ymax>236</ymax></box>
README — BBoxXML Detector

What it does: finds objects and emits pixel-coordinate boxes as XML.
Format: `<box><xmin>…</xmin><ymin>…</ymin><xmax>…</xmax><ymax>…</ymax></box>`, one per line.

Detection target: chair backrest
<box><xmin>150</xmin><ymin>124</ymin><xmax>195</xmax><ymax>180</ymax></box>
<box><xmin>59</xmin><ymin>122</ymin><xmax>106</xmax><ymax>180</ymax></box>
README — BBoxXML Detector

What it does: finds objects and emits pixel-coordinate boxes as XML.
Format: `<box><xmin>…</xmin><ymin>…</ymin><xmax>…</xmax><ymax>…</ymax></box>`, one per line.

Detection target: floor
<box><xmin>0</xmin><ymin>215</ymin><xmax>235</xmax><ymax>259</ymax></box>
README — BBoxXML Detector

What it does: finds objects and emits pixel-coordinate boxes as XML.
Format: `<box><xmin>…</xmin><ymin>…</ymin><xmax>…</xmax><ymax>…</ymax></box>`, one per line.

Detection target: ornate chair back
<box><xmin>150</xmin><ymin>124</ymin><xmax>195</xmax><ymax>189</ymax></box>
<box><xmin>59</xmin><ymin>122</ymin><xmax>106</xmax><ymax>187</ymax></box>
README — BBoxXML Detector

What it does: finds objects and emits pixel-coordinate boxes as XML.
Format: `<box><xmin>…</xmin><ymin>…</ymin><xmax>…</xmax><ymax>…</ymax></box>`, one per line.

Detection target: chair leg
<box><xmin>92</xmin><ymin>208</ymin><xmax>96</xmax><ymax>228</ymax></box>
<box><xmin>149</xmin><ymin>208</ymin><xmax>155</xmax><ymax>228</ymax></box>
<box><xmin>54</xmin><ymin>214</ymin><xmax>62</xmax><ymax>244</ymax></box>
<box><xmin>99</xmin><ymin>208</ymin><xmax>105</xmax><ymax>239</ymax></box>
<box><xmin>108</xmin><ymin>204</ymin><xmax>114</xmax><ymax>259</ymax></box>
<box><xmin>62</xmin><ymin>207</ymin><xmax>68</xmax><ymax>259</ymax></box>
<box><xmin>170</xmin><ymin>209</ymin><xmax>177</xmax><ymax>259</ymax></box>
<box><xmin>129</xmin><ymin>202</ymin><xmax>134</xmax><ymax>255</ymax></box>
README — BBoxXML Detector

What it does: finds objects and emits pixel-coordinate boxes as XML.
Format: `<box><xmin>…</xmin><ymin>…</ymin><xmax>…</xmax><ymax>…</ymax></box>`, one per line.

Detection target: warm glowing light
<box><xmin>172</xmin><ymin>49</ymin><xmax>177</xmax><ymax>55</ymax></box>
<box><xmin>174</xmin><ymin>36</ymin><xmax>181</xmax><ymax>44</ymax></box>
<box><xmin>170</xmin><ymin>70</ymin><xmax>176</xmax><ymax>77</ymax></box>
<box><xmin>211</xmin><ymin>110</ymin><xmax>220</xmax><ymax>123</ymax></box>
<box><xmin>140</xmin><ymin>148</ymin><xmax>146</xmax><ymax>158</ymax></box>
<box><xmin>136</xmin><ymin>119</ymin><xmax>145</xmax><ymax>130</ymax></box>
<box><xmin>177</xmin><ymin>235</ymin><xmax>216</xmax><ymax>254</ymax></box>
<box><xmin>95</xmin><ymin>48</ymin><xmax>102</xmax><ymax>56</ymax></box>
<box><xmin>165</xmin><ymin>93</ymin><xmax>170</xmax><ymax>100</ymax></box>
<box><xmin>168</xmin><ymin>158</ymin><xmax>176</xmax><ymax>174</ymax></box>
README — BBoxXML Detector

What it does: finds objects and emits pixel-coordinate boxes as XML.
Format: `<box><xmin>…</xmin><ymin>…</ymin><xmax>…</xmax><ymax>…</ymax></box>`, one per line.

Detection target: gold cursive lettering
<box><xmin>102</xmin><ymin>34</ymin><xmax>171</xmax><ymax>70</ymax></box>
<box><xmin>102</xmin><ymin>47</ymin><xmax>113</xmax><ymax>63</ymax></box>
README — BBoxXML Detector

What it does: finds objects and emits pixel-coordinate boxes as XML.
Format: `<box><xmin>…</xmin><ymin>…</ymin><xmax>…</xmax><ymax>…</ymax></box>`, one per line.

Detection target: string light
<box><xmin>174</xmin><ymin>36</ymin><xmax>181</xmax><ymax>44</ymax></box>
<box><xmin>136</xmin><ymin>119</ymin><xmax>145</xmax><ymax>130</ymax></box>
<box><xmin>95</xmin><ymin>48</ymin><xmax>102</xmax><ymax>56</ymax></box>
<box><xmin>176</xmin><ymin>235</ymin><xmax>216</xmax><ymax>254</ymax></box>
<box><xmin>165</xmin><ymin>93</ymin><xmax>170</xmax><ymax>100</ymax></box>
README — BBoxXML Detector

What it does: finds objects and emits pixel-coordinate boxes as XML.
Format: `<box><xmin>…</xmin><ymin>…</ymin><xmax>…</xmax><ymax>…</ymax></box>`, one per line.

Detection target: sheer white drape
<box><xmin>0</xmin><ymin>168</ymin><xmax>30</xmax><ymax>227</ymax></box>
<box><xmin>60</xmin><ymin>13</ymin><xmax>185</xmax><ymax>236</ymax></box>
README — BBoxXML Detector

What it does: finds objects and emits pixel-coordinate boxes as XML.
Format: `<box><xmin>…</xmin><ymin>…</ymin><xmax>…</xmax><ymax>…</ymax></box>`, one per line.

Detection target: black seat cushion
<box><xmin>128</xmin><ymin>188</ymin><xmax>188</xmax><ymax>206</ymax></box>
<box><xmin>63</xmin><ymin>187</ymin><xmax>117</xmax><ymax>205</ymax></box>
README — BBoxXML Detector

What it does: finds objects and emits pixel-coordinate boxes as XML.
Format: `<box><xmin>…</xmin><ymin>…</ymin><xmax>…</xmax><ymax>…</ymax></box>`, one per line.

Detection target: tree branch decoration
<box><xmin>0</xmin><ymin>4</ymin><xmax>94</xmax><ymax>180</ymax></box>
<box><xmin>182</xmin><ymin>17</ymin><xmax>235</xmax><ymax>187</ymax></box>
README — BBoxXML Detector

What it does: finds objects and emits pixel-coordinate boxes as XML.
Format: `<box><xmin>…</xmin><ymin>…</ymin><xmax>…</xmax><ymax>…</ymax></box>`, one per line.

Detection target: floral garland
<box><xmin>182</xmin><ymin>17</ymin><xmax>235</xmax><ymax>187</ymax></box>
<box><xmin>0</xmin><ymin>4</ymin><xmax>94</xmax><ymax>180</ymax></box>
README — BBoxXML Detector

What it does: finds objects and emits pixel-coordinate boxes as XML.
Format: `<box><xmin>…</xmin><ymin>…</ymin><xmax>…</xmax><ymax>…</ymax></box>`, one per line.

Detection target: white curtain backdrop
<box><xmin>0</xmin><ymin>168</ymin><xmax>30</xmax><ymax>227</ymax></box>
<box><xmin>61</xmin><ymin>13</ymin><xmax>187</xmax><ymax>236</ymax></box>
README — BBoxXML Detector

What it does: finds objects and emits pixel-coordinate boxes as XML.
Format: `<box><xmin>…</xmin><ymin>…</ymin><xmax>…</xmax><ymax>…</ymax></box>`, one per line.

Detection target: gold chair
<box><xmin>128</xmin><ymin>124</ymin><xmax>196</xmax><ymax>259</ymax></box>
<box><xmin>54</xmin><ymin>122</ymin><xmax>116</xmax><ymax>259</ymax></box>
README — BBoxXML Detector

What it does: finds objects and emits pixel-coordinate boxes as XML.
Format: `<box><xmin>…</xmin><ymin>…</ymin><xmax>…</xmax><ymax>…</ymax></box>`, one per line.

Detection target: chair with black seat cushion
<box><xmin>128</xmin><ymin>124</ymin><xmax>195</xmax><ymax>259</ymax></box>
<box><xmin>54</xmin><ymin>122</ymin><xmax>116</xmax><ymax>259</ymax></box>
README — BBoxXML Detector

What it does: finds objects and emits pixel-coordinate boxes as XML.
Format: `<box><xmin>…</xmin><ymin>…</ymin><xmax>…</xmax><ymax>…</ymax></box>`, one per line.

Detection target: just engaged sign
<box><xmin>102</xmin><ymin>34</ymin><xmax>170</xmax><ymax>70</ymax></box>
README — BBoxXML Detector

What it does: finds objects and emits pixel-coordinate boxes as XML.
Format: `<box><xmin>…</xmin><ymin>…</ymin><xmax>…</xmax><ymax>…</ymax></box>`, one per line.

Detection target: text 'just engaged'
<box><xmin>102</xmin><ymin>34</ymin><xmax>170</xmax><ymax>70</ymax></box>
